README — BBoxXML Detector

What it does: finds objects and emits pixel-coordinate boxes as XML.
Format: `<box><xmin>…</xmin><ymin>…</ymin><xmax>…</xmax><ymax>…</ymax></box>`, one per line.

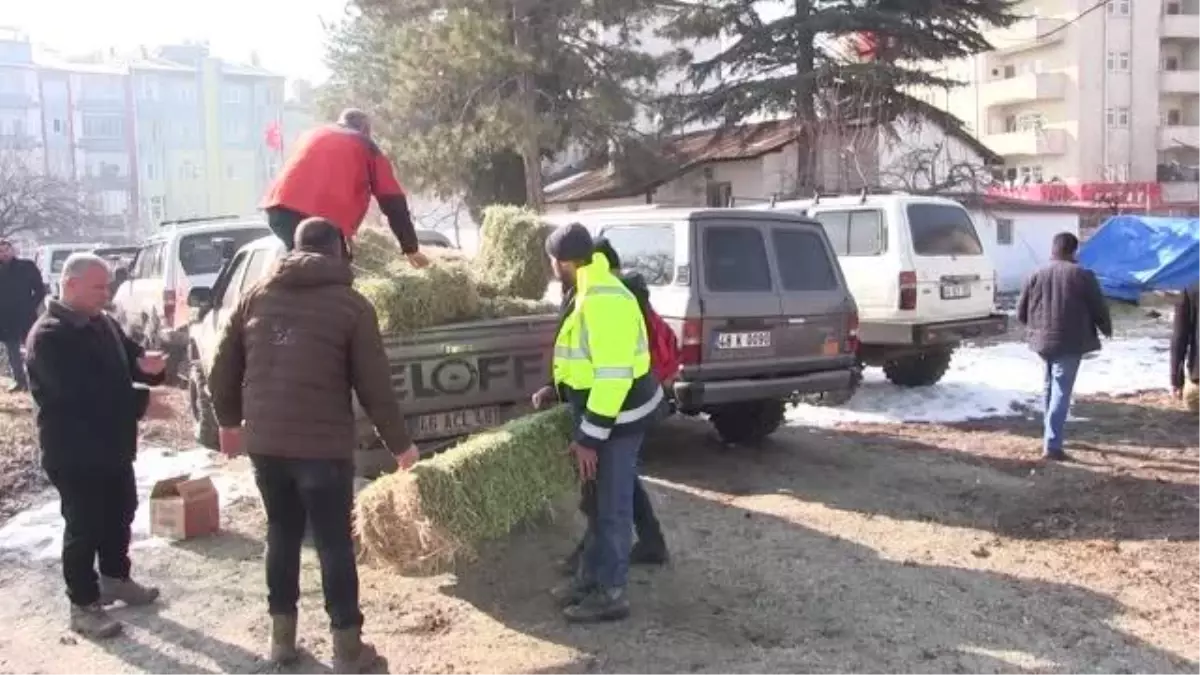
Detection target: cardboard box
<box><xmin>149</xmin><ymin>475</ymin><xmax>220</xmax><ymax>541</ymax></box>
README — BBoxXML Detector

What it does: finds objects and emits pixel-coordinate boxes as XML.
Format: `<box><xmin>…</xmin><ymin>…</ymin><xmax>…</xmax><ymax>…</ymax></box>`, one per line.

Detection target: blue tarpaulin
<box><xmin>1078</xmin><ymin>215</ymin><xmax>1200</xmax><ymax>302</ymax></box>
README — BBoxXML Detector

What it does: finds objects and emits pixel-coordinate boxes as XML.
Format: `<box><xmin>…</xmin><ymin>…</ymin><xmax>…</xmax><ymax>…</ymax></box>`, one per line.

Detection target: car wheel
<box><xmin>709</xmin><ymin>400</ymin><xmax>786</xmax><ymax>445</ymax></box>
<box><xmin>882</xmin><ymin>347</ymin><xmax>954</xmax><ymax>387</ymax></box>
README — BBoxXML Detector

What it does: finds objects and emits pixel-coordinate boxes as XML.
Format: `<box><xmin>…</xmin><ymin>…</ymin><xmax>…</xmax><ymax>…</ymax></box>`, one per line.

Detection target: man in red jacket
<box><xmin>261</xmin><ymin>108</ymin><xmax>428</xmax><ymax>268</ymax></box>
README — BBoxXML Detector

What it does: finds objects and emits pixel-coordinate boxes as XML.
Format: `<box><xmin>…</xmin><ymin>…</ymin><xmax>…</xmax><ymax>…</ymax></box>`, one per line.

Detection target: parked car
<box><xmin>111</xmin><ymin>216</ymin><xmax>270</xmax><ymax>383</ymax></box>
<box><xmin>544</xmin><ymin>206</ymin><xmax>861</xmax><ymax>443</ymax></box>
<box><xmin>745</xmin><ymin>192</ymin><xmax>1007</xmax><ymax>396</ymax></box>
<box><xmin>185</xmin><ymin>234</ymin><xmax>559</xmax><ymax>476</ymax></box>
<box><xmin>32</xmin><ymin>243</ymin><xmax>100</xmax><ymax>299</ymax></box>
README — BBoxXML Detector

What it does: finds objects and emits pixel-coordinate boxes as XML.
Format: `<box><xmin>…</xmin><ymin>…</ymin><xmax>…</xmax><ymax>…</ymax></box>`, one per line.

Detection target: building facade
<box><xmin>0</xmin><ymin>29</ymin><xmax>43</xmax><ymax>171</ymax></box>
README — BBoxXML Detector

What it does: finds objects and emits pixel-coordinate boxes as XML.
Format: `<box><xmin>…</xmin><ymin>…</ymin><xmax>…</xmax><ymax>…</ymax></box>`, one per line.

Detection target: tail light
<box><xmin>680</xmin><ymin>318</ymin><xmax>703</xmax><ymax>365</ymax></box>
<box><xmin>846</xmin><ymin>310</ymin><xmax>860</xmax><ymax>354</ymax></box>
<box><xmin>899</xmin><ymin>271</ymin><xmax>918</xmax><ymax>311</ymax></box>
<box><xmin>162</xmin><ymin>289</ymin><xmax>177</xmax><ymax>329</ymax></box>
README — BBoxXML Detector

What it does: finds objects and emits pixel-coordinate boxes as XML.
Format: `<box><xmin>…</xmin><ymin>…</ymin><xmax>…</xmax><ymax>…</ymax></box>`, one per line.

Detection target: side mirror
<box><xmin>214</xmin><ymin>238</ymin><xmax>238</xmax><ymax>262</ymax></box>
<box><xmin>187</xmin><ymin>286</ymin><xmax>213</xmax><ymax>309</ymax></box>
<box><xmin>113</xmin><ymin>266</ymin><xmax>130</xmax><ymax>285</ymax></box>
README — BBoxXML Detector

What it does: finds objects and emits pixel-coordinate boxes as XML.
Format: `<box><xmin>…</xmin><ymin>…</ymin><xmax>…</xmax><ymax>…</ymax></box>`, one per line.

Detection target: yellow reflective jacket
<box><xmin>553</xmin><ymin>252</ymin><xmax>664</xmax><ymax>448</ymax></box>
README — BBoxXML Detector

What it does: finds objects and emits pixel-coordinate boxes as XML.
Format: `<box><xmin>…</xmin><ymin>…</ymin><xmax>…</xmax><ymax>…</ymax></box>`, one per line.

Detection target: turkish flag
<box><xmin>265</xmin><ymin>121</ymin><xmax>283</xmax><ymax>152</ymax></box>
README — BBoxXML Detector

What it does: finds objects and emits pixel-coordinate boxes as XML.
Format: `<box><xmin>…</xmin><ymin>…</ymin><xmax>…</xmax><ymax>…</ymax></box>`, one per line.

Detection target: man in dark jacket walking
<box><xmin>1017</xmin><ymin>232</ymin><xmax>1112</xmax><ymax>460</ymax></box>
<box><xmin>1169</xmin><ymin>282</ymin><xmax>1199</xmax><ymax>412</ymax></box>
<box><xmin>24</xmin><ymin>253</ymin><xmax>168</xmax><ymax>638</ymax></box>
<box><xmin>208</xmin><ymin>217</ymin><xmax>420</xmax><ymax>672</ymax></box>
<box><xmin>0</xmin><ymin>239</ymin><xmax>46</xmax><ymax>392</ymax></box>
<box><xmin>533</xmin><ymin>238</ymin><xmax>669</xmax><ymax>575</ymax></box>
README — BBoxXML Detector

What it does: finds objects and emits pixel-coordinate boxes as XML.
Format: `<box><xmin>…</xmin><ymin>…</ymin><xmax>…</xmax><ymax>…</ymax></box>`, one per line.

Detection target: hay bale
<box><xmin>478</xmin><ymin>296</ymin><xmax>557</xmax><ymax>319</ymax></box>
<box><xmin>352</xmin><ymin>228</ymin><xmax>403</xmax><ymax>276</ymax></box>
<box><xmin>354</xmin><ymin>406</ymin><xmax>575</xmax><ymax>574</ymax></box>
<box><xmin>354</xmin><ymin>257</ymin><xmax>481</xmax><ymax>334</ymax></box>
<box><xmin>473</xmin><ymin>205</ymin><xmax>552</xmax><ymax>300</ymax></box>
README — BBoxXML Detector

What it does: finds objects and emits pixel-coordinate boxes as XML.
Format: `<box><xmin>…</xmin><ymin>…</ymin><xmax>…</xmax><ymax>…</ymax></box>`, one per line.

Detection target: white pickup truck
<box><xmin>750</xmin><ymin>193</ymin><xmax>1007</xmax><ymax>397</ymax></box>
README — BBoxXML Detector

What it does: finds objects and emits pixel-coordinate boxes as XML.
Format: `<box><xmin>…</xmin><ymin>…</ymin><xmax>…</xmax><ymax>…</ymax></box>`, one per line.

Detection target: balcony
<box><xmin>1162</xmin><ymin>14</ymin><xmax>1200</xmax><ymax>40</ymax></box>
<box><xmin>990</xmin><ymin>17</ymin><xmax>1069</xmax><ymax>55</ymax></box>
<box><xmin>981</xmin><ymin>72</ymin><xmax>1068</xmax><ymax>109</ymax></box>
<box><xmin>1162</xmin><ymin>181</ymin><xmax>1200</xmax><ymax>204</ymax></box>
<box><xmin>1159</xmin><ymin>124</ymin><xmax>1200</xmax><ymax>150</ymax></box>
<box><xmin>1161</xmin><ymin>70</ymin><xmax>1200</xmax><ymax>94</ymax></box>
<box><xmin>983</xmin><ymin>128</ymin><xmax>1069</xmax><ymax>157</ymax></box>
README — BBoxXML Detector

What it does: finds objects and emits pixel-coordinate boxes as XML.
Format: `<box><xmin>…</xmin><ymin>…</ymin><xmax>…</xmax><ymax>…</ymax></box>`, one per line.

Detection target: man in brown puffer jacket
<box><xmin>207</xmin><ymin>217</ymin><xmax>418</xmax><ymax>672</ymax></box>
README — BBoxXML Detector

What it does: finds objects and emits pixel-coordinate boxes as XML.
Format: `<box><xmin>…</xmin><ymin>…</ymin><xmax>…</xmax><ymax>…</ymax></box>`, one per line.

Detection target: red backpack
<box><xmin>645</xmin><ymin>308</ymin><xmax>682</xmax><ymax>385</ymax></box>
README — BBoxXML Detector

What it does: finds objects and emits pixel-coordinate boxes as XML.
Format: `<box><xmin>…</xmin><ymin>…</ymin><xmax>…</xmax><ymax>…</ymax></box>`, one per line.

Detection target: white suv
<box><xmin>749</xmin><ymin>193</ymin><xmax>1007</xmax><ymax>391</ymax></box>
<box><xmin>111</xmin><ymin>216</ymin><xmax>270</xmax><ymax>382</ymax></box>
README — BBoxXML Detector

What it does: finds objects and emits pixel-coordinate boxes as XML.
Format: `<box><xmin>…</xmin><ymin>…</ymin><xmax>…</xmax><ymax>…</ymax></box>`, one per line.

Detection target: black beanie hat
<box><xmin>545</xmin><ymin>223</ymin><xmax>594</xmax><ymax>262</ymax></box>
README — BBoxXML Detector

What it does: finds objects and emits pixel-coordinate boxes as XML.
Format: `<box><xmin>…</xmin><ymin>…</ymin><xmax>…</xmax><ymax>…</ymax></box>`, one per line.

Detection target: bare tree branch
<box><xmin>0</xmin><ymin>149</ymin><xmax>104</xmax><ymax>243</ymax></box>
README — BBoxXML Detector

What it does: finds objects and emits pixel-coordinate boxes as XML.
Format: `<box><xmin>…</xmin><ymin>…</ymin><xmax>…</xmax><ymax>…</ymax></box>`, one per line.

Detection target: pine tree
<box><xmin>324</xmin><ymin>0</ymin><xmax>670</xmax><ymax>209</ymax></box>
<box><xmin>659</xmin><ymin>0</ymin><xmax>1022</xmax><ymax>192</ymax></box>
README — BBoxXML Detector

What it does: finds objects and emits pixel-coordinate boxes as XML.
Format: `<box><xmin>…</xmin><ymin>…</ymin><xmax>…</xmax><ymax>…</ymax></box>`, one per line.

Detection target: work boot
<box><xmin>6</xmin><ymin>382</ymin><xmax>27</xmax><ymax>394</ymax></box>
<box><xmin>331</xmin><ymin>626</ymin><xmax>381</xmax><ymax>673</ymax></box>
<box><xmin>269</xmin><ymin>614</ymin><xmax>299</xmax><ymax>665</ymax></box>
<box><xmin>562</xmin><ymin>587</ymin><xmax>630</xmax><ymax>624</ymax></box>
<box><xmin>100</xmin><ymin>576</ymin><xmax>160</xmax><ymax>606</ymax></box>
<box><xmin>630</xmin><ymin>539</ymin><xmax>669</xmax><ymax>566</ymax></box>
<box><xmin>69</xmin><ymin>603</ymin><xmax>122</xmax><ymax>639</ymax></box>
<box><xmin>549</xmin><ymin>578</ymin><xmax>594</xmax><ymax>608</ymax></box>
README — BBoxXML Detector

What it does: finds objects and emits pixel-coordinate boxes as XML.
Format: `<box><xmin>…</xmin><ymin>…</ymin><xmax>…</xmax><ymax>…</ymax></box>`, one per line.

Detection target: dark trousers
<box><xmin>2</xmin><ymin>338</ymin><xmax>26</xmax><ymax>388</ymax></box>
<box><xmin>266</xmin><ymin>206</ymin><xmax>352</xmax><ymax>259</ymax></box>
<box><xmin>577</xmin><ymin>430</ymin><xmax>644</xmax><ymax>590</ymax></box>
<box><xmin>580</xmin><ymin>475</ymin><xmax>664</xmax><ymax>550</ymax></box>
<box><xmin>47</xmin><ymin>464</ymin><xmax>137</xmax><ymax>606</ymax></box>
<box><xmin>250</xmin><ymin>454</ymin><xmax>362</xmax><ymax>630</ymax></box>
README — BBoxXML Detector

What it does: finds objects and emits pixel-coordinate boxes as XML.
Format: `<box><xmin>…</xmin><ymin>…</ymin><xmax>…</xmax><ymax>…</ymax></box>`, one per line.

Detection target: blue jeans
<box><xmin>3</xmin><ymin>339</ymin><xmax>26</xmax><ymax>389</ymax></box>
<box><xmin>1042</xmin><ymin>354</ymin><xmax>1082</xmax><ymax>455</ymax></box>
<box><xmin>570</xmin><ymin>406</ymin><xmax>642</xmax><ymax>590</ymax></box>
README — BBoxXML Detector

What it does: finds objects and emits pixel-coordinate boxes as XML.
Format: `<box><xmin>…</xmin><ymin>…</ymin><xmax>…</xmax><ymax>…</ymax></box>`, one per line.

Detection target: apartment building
<box><xmin>0</xmin><ymin>29</ymin><xmax>43</xmax><ymax>171</ymax></box>
<box><xmin>934</xmin><ymin>0</ymin><xmax>1200</xmax><ymax>208</ymax></box>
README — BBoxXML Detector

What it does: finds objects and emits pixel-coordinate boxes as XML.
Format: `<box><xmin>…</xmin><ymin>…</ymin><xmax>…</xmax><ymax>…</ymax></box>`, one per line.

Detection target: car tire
<box><xmin>709</xmin><ymin>400</ymin><xmax>786</xmax><ymax>445</ymax></box>
<box><xmin>189</xmin><ymin>363</ymin><xmax>219</xmax><ymax>450</ymax></box>
<box><xmin>882</xmin><ymin>347</ymin><xmax>954</xmax><ymax>387</ymax></box>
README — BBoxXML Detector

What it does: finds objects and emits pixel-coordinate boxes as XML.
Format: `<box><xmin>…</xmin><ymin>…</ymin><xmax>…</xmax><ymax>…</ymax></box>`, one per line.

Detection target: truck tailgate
<box><xmin>354</xmin><ymin>313</ymin><xmax>559</xmax><ymax>448</ymax></box>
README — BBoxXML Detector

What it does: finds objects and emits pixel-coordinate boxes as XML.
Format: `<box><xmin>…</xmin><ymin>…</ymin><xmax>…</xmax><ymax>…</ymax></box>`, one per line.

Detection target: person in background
<box><xmin>260</xmin><ymin>108</ymin><xmax>429</xmax><ymax>268</ymax></box>
<box><xmin>208</xmin><ymin>217</ymin><xmax>420</xmax><ymax>672</ymax></box>
<box><xmin>534</xmin><ymin>237</ymin><xmax>670</xmax><ymax>577</ymax></box>
<box><xmin>24</xmin><ymin>253</ymin><xmax>170</xmax><ymax>639</ymax></box>
<box><xmin>1169</xmin><ymin>281</ymin><xmax>1199</xmax><ymax>412</ymax></box>
<box><xmin>542</xmin><ymin>223</ymin><xmax>664</xmax><ymax>623</ymax></box>
<box><xmin>0</xmin><ymin>239</ymin><xmax>46</xmax><ymax>392</ymax></box>
<box><xmin>1016</xmin><ymin>232</ymin><xmax>1112</xmax><ymax>461</ymax></box>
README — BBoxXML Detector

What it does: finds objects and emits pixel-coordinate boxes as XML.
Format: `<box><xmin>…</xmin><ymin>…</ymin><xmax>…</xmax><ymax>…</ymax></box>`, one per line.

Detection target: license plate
<box><xmin>941</xmin><ymin>283</ymin><xmax>971</xmax><ymax>300</ymax></box>
<box><xmin>412</xmin><ymin>406</ymin><xmax>501</xmax><ymax>440</ymax></box>
<box><xmin>716</xmin><ymin>331</ymin><xmax>772</xmax><ymax>349</ymax></box>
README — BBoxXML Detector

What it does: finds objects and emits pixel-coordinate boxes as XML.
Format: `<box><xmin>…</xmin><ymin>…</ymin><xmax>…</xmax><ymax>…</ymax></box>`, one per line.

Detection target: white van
<box><xmin>33</xmin><ymin>243</ymin><xmax>101</xmax><ymax>299</ymax></box>
<box><xmin>111</xmin><ymin>216</ymin><xmax>271</xmax><ymax>381</ymax></box>
<box><xmin>747</xmin><ymin>192</ymin><xmax>1007</xmax><ymax>390</ymax></box>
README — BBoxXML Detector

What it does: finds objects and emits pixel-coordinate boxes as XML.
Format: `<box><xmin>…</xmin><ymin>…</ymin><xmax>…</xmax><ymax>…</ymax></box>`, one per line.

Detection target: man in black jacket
<box><xmin>25</xmin><ymin>253</ymin><xmax>169</xmax><ymax>639</ymax></box>
<box><xmin>1016</xmin><ymin>232</ymin><xmax>1112</xmax><ymax>460</ymax></box>
<box><xmin>1170</xmin><ymin>282</ymin><xmax>1199</xmax><ymax>412</ymax></box>
<box><xmin>532</xmin><ymin>237</ymin><xmax>669</xmax><ymax>575</ymax></box>
<box><xmin>0</xmin><ymin>239</ymin><xmax>46</xmax><ymax>392</ymax></box>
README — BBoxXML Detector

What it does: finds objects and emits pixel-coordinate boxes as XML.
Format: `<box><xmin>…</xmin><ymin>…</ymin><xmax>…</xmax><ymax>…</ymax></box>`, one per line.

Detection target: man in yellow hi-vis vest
<box><xmin>544</xmin><ymin>223</ymin><xmax>664</xmax><ymax>623</ymax></box>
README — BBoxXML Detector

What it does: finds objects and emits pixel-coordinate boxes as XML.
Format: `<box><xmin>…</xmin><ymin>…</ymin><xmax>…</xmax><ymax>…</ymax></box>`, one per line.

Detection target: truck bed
<box><xmin>353</xmin><ymin>312</ymin><xmax>560</xmax><ymax>455</ymax></box>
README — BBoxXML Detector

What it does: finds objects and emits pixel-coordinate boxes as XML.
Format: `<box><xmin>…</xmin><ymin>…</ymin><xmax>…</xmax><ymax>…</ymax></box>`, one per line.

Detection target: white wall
<box><xmin>878</xmin><ymin>117</ymin><xmax>991</xmax><ymax>191</ymax></box>
<box><xmin>970</xmin><ymin>207</ymin><xmax>1080</xmax><ymax>293</ymax></box>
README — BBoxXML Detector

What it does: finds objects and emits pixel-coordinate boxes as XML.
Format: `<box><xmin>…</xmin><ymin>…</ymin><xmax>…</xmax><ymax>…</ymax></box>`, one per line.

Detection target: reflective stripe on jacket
<box><xmin>553</xmin><ymin>252</ymin><xmax>663</xmax><ymax>449</ymax></box>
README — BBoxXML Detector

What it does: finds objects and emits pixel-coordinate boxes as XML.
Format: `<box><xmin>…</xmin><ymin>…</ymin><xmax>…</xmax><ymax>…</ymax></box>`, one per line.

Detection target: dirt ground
<box><xmin>0</xmin><ymin>379</ymin><xmax>1195</xmax><ymax>674</ymax></box>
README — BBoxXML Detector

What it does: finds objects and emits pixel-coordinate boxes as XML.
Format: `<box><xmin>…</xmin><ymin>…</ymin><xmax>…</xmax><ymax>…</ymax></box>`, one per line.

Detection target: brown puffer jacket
<box><xmin>207</xmin><ymin>252</ymin><xmax>412</xmax><ymax>460</ymax></box>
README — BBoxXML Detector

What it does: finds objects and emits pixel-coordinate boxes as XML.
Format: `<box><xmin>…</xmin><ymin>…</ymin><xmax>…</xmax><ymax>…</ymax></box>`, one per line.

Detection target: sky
<box><xmin>4</xmin><ymin>0</ymin><xmax>349</xmax><ymax>83</ymax></box>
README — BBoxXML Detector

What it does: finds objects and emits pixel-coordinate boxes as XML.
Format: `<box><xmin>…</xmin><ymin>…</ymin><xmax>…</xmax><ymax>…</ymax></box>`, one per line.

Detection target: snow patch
<box><xmin>788</xmin><ymin>337</ymin><xmax>1169</xmax><ymax>426</ymax></box>
<box><xmin>0</xmin><ymin>448</ymin><xmax>257</xmax><ymax>560</ymax></box>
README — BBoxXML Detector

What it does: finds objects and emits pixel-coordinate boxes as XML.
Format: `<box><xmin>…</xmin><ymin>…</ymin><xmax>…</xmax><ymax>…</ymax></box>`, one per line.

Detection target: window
<box><xmin>51</xmin><ymin>118</ymin><xmax>62</xmax><ymax>134</ymax></box>
<box><xmin>1106</xmin><ymin>107</ymin><xmax>1130</xmax><ymax>128</ymax></box>
<box><xmin>771</xmin><ymin>229</ymin><xmax>839</xmax><ymax>291</ymax></box>
<box><xmin>219</xmin><ymin>252</ymin><xmax>248</xmax><ymax>309</ymax></box>
<box><xmin>146</xmin><ymin>163</ymin><xmax>157</xmax><ymax>180</ymax></box>
<box><xmin>149</xmin><ymin>196</ymin><xmax>164</xmax><ymax>222</ymax></box>
<box><xmin>702</xmin><ymin>226</ymin><xmax>772</xmax><ymax>291</ymax></box>
<box><xmin>1166</xmin><ymin>0</ymin><xmax>1183</xmax><ymax>15</ymax></box>
<box><xmin>1163</xmin><ymin>55</ymin><xmax>1181</xmax><ymax>71</ymax></box>
<box><xmin>705</xmin><ymin>181</ymin><xmax>732</xmax><ymax>208</ymax></box>
<box><xmin>598</xmin><ymin>224</ymin><xmax>675</xmax><ymax>286</ymax></box>
<box><xmin>906</xmin><ymin>204</ymin><xmax>985</xmax><ymax>257</ymax></box>
<box><xmin>177</xmin><ymin>82</ymin><xmax>196</xmax><ymax>104</ymax></box>
<box><xmin>223</xmin><ymin>85</ymin><xmax>245</xmax><ymax>104</ymax></box>
<box><xmin>1106</xmin><ymin>51</ymin><xmax>1130</xmax><ymax>72</ymax></box>
<box><xmin>222</xmin><ymin>116</ymin><xmax>248</xmax><ymax>142</ymax></box>
<box><xmin>811</xmin><ymin>209</ymin><xmax>885</xmax><ymax>256</ymax></box>
<box><xmin>134</xmin><ymin>243</ymin><xmax>164</xmax><ymax>279</ymax></box>
<box><xmin>81</xmin><ymin>114</ymin><xmax>123</xmax><ymax>138</ymax></box>
<box><xmin>1166</xmin><ymin>109</ymin><xmax>1183</xmax><ymax>125</ymax></box>
<box><xmin>50</xmin><ymin>250</ymin><xmax>74</xmax><ymax>274</ymax></box>
<box><xmin>1104</xmin><ymin>163</ymin><xmax>1131</xmax><ymax>181</ymax></box>
<box><xmin>178</xmin><ymin>228</ymin><xmax>269</xmax><ymax>276</ymax></box>
<box><xmin>1019</xmin><ymin>165</ymin><xmax>1044</xmax><ymax>183</ymax></box>
<box><xmin>995</xmin><ymin>218</ymin><xmax>1014</xmax><ymax>246</ymax></box>
<box><xmin>238</xmin><ymin>250</ymin><xmax>271</xmax><ymax>293</ymax></box>
<box><xmin>139</xmin><ymin>77</ymin><xmax>159</xmax><ymax>101</ymax></box>
<box><xmin>1107</xmin><ymin>0</ymin><xmax>1130</xmax><ymax>16</ymax></box>
<box><xmin>1016</xmin><ymin>112</ymin><xmax>1046</xmax><ymax>132</ymax></box>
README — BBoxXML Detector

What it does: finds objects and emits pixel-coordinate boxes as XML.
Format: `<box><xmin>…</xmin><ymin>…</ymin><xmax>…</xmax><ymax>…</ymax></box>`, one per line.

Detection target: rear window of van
<box><xmin>178</xmin><ymin>228</ymin><xmax>270</xmax><ymax>276</ymax></box>
<box><xmin>906</xmin><ymin>204</ymin><xmax>984</xmax><ymax>256</ymax></box>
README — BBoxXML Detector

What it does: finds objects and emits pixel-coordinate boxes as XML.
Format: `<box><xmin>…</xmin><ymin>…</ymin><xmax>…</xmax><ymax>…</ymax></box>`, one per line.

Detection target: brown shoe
<box><xmin>270</xmin><ymin>614</ymin><xmax>299</xmax><ymax>665</ymax></box>
<box><xmin>99</xmin><ymin>576</ymin><xmax>160</xmax><ymax>606</ymax></box>
<box><xmin>331</xmin><ymin>626</ymin><xmax>381</xmax><ymax>673</ymax></box>
<box><xmin>70</xmin><ymin>603</ymin><xmax>122</xmax><ymax>639</ymax></box>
